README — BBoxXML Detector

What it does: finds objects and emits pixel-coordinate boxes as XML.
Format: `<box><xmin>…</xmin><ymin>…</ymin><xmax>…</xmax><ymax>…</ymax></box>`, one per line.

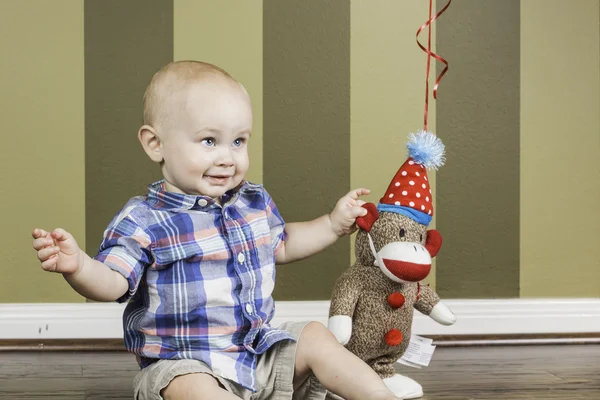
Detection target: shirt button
<box><xmin>245</xmin><ymin>304</ymin><xmax>253</xmax><ymax>314</ymax></box>
<box><xmin>238</xmin><ymin>253</ymin><xmax>246</xmax><ymax>263</ymax></box>
<box><xmin>197</xmin><ymin>199</ymin><xmax>208</xmax><ymax>207</ymax></box>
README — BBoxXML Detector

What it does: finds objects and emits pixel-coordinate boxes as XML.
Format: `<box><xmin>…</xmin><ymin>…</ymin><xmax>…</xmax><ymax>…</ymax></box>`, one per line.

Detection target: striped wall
<box><xmin>1</xmin><ymin>0</ymin><xmax>85</xmax><ymax>303</ymax></box>
<box><xmin>84</xmin><ymin>0</ymin><xmax>171</xmax><ymax>259</ymax></box>
<box><xmin>2</xmin><ymin>0</ymin><xmax>599</xmax><ymax>303</ymax></box>
<box><xmin>436</xmin><ymin>0</ymin><xmax>522</xmax><ymax>298</ymax></box>
<box><xmin>264</xmin><ymin>0</ymin><xmax>351</xmax><ymax>300</ymax></box>
<box><xmin>173</xmin><ymin>0</ymin><xmax>264</xmax><ymax>184</ymax></box>
<box><xmin>350</xmin><ymin>0</ymin><xmax>440</xmax><ymax>289</ymax></box>
<box><xmin>520</xmin><ymin>0</ymin><xmax>600</xmax><ymax>297</ymax></box>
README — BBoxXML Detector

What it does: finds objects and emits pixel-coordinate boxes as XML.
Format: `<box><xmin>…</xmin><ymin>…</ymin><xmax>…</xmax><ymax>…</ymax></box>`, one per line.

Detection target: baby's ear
<box><xmin>356</xmin><ymin>203</ymin><xmax>379</xmax><ymax>232</ymax></box>
<box><xmin>138</xmin><ymin>125</ymin><xmax>163</xmax><ymax>163</ymax></box>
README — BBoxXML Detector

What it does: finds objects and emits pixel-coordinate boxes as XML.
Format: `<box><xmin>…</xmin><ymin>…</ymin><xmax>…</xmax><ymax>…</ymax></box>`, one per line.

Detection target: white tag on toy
<box><xmin>397</xmin><ymin>358</ymin><xmax>422</xmax><ymax>369</ymax></box>
<box><xmin>397</xmin><ymin>334</ymin><xmax>436</xmax><ymax>368</ymax></box>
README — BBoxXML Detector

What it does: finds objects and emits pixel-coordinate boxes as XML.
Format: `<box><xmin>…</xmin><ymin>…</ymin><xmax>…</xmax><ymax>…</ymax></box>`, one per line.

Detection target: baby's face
<box><xmin>160</xmin><ymin>79</ymin><xmax>252</xmax><ymax>198</ymax></box>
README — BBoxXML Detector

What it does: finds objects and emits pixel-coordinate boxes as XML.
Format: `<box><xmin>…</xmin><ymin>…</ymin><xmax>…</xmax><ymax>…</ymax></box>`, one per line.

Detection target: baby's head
<box><xmin>139</xmin><ymin>60</ymin><xmax>253</xmax><ymax>198</ymax></box>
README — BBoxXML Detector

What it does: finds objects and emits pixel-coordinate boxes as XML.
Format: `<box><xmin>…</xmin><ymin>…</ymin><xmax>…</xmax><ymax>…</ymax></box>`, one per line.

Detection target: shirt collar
<box><xmin>145</xmin><ymin>180</ymin><xmax>262</xmax><ymax>211</ymax></box>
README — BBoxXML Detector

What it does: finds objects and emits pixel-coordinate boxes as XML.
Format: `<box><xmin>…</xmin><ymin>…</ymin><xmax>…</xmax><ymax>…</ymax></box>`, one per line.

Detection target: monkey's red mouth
<box><xmin>382</xmin><ymin>259</ymin><xmax>431</xmax><ymax>282</ymax></box>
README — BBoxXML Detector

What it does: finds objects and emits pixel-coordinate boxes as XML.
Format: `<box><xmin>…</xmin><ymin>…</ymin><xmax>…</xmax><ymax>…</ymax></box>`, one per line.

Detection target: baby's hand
<box><xmin>32</xmin><ymin>228</ymin><xmax>83</xmax><ymax>275</ymax></box>
<box><xmin>329</xmin><ymin>188</ymin><xmax>370</xmax><ymax>237</ymax></box>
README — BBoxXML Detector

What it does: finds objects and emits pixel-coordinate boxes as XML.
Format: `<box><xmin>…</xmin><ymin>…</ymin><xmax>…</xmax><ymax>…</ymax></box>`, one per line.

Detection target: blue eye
<box><xmin>202</xmin><ymin>138</ymin><xmax>215</xmax><ymax>147</ymax></box>
<box><xmin>233</xmin><ymin>138</ymin><xmax>246</xmax><ymax>147</ymax></box>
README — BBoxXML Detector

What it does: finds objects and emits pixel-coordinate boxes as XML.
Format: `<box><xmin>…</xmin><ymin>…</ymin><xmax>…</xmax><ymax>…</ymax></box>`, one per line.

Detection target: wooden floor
<box><xmin>0</xmin><ymin>344</ymin><xmax>598</xmax><ymax>399</ymax></box>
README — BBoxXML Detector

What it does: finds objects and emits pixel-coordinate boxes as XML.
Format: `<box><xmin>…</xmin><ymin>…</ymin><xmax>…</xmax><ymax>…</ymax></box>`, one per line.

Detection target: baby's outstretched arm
<box><xmin>275</xmin><ymin>188</ymin><xmax>370</xmax><ymax>264</ymax></box>
<box><xmin>32</xmin><ymin>228</ymin><xmax>128</xmax><ymax>302</ymax></box>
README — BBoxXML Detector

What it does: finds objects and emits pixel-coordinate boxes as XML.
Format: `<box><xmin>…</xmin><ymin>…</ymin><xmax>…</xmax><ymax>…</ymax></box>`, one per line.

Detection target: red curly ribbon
<box><xmin>416</xmin><ymin>0</ymin><xmax>451</xmax><ymax>131</ymax></box>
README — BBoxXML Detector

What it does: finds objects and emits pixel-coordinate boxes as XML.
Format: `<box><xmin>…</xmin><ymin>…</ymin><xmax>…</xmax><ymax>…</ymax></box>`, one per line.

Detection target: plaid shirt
<box><xmin>94</xmin><ymin>180</ymin><xmax>293</xmax><ymax>391</ymax></box>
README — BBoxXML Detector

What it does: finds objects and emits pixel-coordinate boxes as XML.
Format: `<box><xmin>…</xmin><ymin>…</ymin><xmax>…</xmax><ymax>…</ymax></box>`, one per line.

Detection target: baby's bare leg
<box><xmin>161</xmin><ymin>373</ymin><xmax>241</xmax><ymax>400</ymax></box>
<box><xmin>294</xmin><ymin>322</ymin><xmax>402</xmax><ymax>400</ymax></box>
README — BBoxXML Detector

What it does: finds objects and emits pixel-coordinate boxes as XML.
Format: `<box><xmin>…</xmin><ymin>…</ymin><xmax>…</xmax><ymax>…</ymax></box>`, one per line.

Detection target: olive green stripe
<box><xmin>436</xmin><ymin>0</ymin><xmax>520</xmax><ymax>298</ymax></box>
<box><xmin>264</xmin><ymin>0</ymin><xmax>351</xmax><ymax>300</ymax></box>
<box><xmin>84</xmin><ymin>0</ymin><xmax>172</xmax><ymax>252</ymax></box>
<box><xmin>0</xmin><ymin>1</ymin><xmax>85</xmax><ymax>302</ymax></box>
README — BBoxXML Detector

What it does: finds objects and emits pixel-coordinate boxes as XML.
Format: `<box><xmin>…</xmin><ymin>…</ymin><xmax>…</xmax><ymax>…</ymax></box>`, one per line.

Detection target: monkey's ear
<box><xmin>356</xmin><ymin>203</ymin><xmax>379</xmax><ymax>232</ymax></box>
<box><xmin>425</xmin><ymin>229</ymin><xmax>442</xmax><ymax>257</ymax></box>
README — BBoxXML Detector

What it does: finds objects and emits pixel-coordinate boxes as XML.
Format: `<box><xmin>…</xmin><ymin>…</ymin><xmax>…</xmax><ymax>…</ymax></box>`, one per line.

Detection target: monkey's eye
<box><xmin>399</xmin><ymin>228</ymin><xmax>406</xmax><ymax>238</ymax></box>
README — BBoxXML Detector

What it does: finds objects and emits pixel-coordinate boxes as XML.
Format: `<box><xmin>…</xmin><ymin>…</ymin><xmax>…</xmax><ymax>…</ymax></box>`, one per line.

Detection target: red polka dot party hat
<box><xmin>377</xmin><ymin>130</ymin><xmax>445</xmax><ymax>226</ymax></box>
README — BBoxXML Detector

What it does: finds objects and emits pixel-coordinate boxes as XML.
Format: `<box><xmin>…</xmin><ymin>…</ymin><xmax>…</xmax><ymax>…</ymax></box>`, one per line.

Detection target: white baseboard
<box><xmin>0</xmin><ymin>299</ymin><xmax>599</xmax><ymax>340</ymax></box>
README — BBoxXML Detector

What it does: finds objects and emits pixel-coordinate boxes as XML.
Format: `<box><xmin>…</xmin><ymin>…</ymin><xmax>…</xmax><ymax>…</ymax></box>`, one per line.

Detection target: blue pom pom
<box><xmin>406</xmin><ymin>130</ymin><xmax>445</xmax><ymax>170</ymax></box>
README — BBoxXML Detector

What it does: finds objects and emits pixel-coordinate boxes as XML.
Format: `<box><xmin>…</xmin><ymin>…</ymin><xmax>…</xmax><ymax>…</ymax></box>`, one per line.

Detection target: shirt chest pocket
<box><xmin>246</xmin><ymin>218</ymin><xmax>278</xmax><ymax>267</ymax></box>
<box><xmin>151</xmin><ymin>236</ymin><xmax>230</xmax><ymax>269</ymax></box>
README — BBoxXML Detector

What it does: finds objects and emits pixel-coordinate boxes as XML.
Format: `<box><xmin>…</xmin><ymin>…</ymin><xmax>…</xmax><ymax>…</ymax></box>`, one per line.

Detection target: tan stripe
<box><xmin>264</xmin><ymin>0</ymin><xmax>351</xmax><ymax>300</ymax></box>
<box><xmin>436</xmin><ymin>0</ymin><xmax>520</xmax><ymax>298</ymax></box>
<box><xmin>520</xmin><ymin>0</ymin><xmax>600</xmax><ymax>297</ymax></box>
<box><xmin>84</xmin><ymin>0</ymin><xmax>172</xmax><ymax>253</ymax></box>
<box><xmin>350</xmin><ymin>0</ymin><xmax>439</xmax><ymax>289</ymax></box>
<box><xmin>174</xmin><ymin>0</ymin><xmax>263</xmax><ymax>183</ymax></box>
<box><xmin>0</xmin><ymin>1</ymin><xmax>84</xmax><ymax>302</ymax></box>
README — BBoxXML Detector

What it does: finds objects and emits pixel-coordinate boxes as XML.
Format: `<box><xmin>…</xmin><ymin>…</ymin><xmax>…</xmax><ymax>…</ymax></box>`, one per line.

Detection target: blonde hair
<box><xmin>142</xmin><ymin>60</ymin><xmax>239</xmax><ymax>129</ymax></box>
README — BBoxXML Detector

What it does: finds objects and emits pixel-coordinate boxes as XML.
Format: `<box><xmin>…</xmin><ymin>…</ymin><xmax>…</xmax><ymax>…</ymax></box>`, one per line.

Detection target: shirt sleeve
<box><xmin>263</xmin><ymin>189</ymin><xmax>288</xmax><ymax>254</ymax></box>
<box><xmin>94</xmin><ymin>212</ymin><xmax>153</xmax><ymax>303</ymax></box>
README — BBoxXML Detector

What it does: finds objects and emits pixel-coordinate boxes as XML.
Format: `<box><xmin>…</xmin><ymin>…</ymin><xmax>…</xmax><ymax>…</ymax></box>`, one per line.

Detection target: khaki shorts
<box><xmin>133</xmin><ymin>321</ymin><xmax>327</xmax><ymax>400</ymax></box>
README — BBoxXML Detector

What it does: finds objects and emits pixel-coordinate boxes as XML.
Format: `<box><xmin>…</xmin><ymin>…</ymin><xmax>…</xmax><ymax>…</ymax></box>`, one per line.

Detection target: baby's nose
<box><xmin>216</xmin><ymin>149</ymin><xmax>234</xmax><ymax>165</ymax></box>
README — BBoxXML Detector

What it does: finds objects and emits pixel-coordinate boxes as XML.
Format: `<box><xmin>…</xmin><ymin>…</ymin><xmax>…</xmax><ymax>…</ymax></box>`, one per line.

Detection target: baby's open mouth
<box><xmin>205</xmin><ymin>175</ymin><xmax>231</xmax><ymax>183</ymax></box>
